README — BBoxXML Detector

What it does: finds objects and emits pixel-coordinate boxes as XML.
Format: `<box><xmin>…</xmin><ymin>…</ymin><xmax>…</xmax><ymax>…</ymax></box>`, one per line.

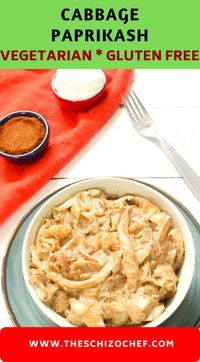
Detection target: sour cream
<box><xmin>52</xmin><ymin>69</ymin><xmax>106</xmax><ymax>101</ymax></box>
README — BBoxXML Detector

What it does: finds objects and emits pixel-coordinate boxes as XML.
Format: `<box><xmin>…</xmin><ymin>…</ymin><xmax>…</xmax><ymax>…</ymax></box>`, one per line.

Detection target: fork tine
<box><xmin>123</xmin><ymin>89</ymin><xmax>154</xmax><ymax>133</ymax></box>
<box><xmin>126</xmin><ymin>96</ymin><xmax>140</xmax><ymax>121</ymax></box>
<box><xmin>129</xmin><ymin>92</ymin><xmax>143</xmax><ymax>118</ymax></box>
<box><xmin>123</xmin><ymin>96</ymin><xmax>139</xmax><ymax>124</ymax></box>
<box><xmin>130</xmin><ymin>90</ymin><xmax>150</xmax><ymax>117</ymax></box>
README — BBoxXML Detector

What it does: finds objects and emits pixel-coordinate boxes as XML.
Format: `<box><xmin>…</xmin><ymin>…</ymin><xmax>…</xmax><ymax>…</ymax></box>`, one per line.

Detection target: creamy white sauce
<box><xmin>52</xmin><ymin>69</ymin><xmax>106</xmax><ymax>101</ymax></box>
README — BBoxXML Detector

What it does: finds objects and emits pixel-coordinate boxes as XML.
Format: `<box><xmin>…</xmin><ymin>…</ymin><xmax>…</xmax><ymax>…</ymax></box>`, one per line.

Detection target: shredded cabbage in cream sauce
<box><xmin>29</xmin><ymin>189</ymin><xmax>184</xmax><ymax>326</ymax></box>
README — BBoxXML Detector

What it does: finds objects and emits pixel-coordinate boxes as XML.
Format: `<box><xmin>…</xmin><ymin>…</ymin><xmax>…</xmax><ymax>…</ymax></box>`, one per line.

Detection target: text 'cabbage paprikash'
<box><xmin>29</xmin><ymin>189</ymin><xmax>184</xmax><ymax>326</ymax></box>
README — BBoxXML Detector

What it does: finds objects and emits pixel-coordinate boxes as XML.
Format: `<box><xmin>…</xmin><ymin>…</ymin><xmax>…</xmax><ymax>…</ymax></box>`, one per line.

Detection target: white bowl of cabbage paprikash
<box><xmin>22</xmin><ymin>177</ymin><xmax>195</xmax><ymax>327</ymax></box>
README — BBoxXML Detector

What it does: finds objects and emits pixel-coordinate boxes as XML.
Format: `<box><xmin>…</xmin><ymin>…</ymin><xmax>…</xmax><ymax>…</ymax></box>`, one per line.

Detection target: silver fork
<box><xmin>123</xmin><ymin>90</ymin><xmax>200</xmax><ymax>201</ymax></box>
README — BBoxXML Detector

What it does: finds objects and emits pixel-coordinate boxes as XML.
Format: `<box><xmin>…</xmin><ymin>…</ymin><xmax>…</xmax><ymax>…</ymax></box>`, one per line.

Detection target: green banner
<box><xmin>0</xmin><ymin>0</ymin><xmax>199</xmax><ymax>68</ymax></box>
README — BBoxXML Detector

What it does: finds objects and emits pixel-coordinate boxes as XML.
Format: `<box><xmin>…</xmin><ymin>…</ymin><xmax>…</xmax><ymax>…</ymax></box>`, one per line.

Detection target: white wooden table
<box><xmin>0</xmin><ymin>69</ymin><xmax>200</xmax><ymax>327</ymax></box>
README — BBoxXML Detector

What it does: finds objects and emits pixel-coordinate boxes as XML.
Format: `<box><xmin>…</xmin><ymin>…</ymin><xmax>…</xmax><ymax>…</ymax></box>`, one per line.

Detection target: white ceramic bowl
<box><xmin>22</xmin><ymin>177</ymin><xmax>195</xmax><ymax>327</ymax></box>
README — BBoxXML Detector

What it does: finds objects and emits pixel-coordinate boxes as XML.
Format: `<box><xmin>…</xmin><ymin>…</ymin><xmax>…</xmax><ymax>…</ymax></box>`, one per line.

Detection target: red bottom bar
<box><xmin>0</xmin><ymin>327</ymin><xmax>199</xmax><ymax>362</ymax></box>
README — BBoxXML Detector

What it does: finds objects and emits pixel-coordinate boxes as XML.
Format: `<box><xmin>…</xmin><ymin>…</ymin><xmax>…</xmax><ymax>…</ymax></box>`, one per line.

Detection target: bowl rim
<box><xmin>51</xmin><ymin>70</ymin><xmax>107</xmax><ymax>104</ymax></box>
<box><xmin>0</xmin><ymin>110</ymin><xmax>49</xmax><ymax>159</ymax></box>
<box><xmin>22</xmin><ymin>176</ymin><xmax>195</xmax><ymax>327</ymax></box>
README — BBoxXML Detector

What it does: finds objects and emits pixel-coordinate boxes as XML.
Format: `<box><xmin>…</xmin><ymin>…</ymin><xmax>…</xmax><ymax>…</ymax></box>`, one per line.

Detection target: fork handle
<box><xmin>159</xmin><ymin>138</ymin><xmax>200</xmax><ymax>201</ymax></box>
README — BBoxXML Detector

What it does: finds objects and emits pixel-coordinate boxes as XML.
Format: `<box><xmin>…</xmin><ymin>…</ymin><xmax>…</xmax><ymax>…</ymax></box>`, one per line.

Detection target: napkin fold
<box><xmin>0</xmin><ymin>69</ymin><xmax>132</xmax><ymax>225</ymax></box>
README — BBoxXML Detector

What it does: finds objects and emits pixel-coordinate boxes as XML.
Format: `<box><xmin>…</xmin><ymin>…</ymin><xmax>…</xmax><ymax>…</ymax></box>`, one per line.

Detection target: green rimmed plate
<box><xmin>2</xmin><ymin>180</ymin><xmax>200</xmax><ymax>327</ymax></box>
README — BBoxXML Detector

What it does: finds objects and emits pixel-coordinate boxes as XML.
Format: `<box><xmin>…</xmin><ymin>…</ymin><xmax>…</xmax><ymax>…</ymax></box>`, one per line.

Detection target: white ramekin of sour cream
<box><xmin>51</xmin><ymin>69</ymin><xmax>107</xmax><ymax>111</ymax></box>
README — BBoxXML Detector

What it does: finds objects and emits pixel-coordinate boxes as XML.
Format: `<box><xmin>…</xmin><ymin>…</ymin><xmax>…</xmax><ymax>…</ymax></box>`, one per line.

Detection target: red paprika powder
<box><xmin>0</xmin><ymin>116</ymin><xmax>45</xmax><ymax>155</ymax></box>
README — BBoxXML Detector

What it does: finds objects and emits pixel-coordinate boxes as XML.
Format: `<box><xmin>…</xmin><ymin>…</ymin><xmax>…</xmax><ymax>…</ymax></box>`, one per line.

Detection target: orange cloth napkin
<box><xmin>0</xmin><ymin>69</ymin><xmax>132</xmax><ymax>225</ymax></box>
